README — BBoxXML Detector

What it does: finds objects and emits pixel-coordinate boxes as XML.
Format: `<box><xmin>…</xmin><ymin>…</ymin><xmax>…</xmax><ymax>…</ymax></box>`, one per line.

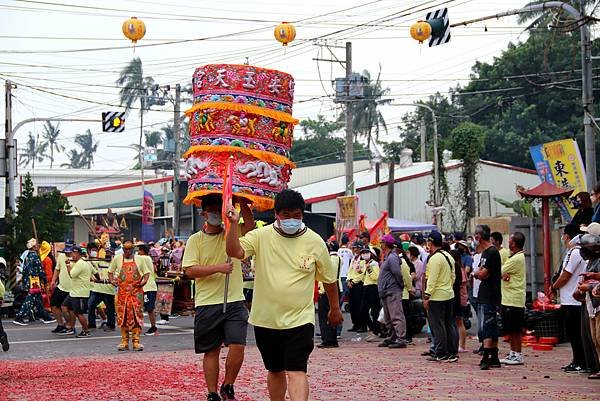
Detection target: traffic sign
<box><xmin>425</xmin><ymin>8</ymin><xmax>451</xmax><ymax>47</ymax></box>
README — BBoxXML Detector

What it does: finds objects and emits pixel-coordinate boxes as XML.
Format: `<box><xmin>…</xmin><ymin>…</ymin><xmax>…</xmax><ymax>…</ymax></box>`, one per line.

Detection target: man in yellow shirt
<box><xmin>51</xmin><ymin>243</ymin><xmax>73</xmax><ymax>334</ymax></box>
<box><xmin>138</xmin><ymin>243</ymin><xmax>159</xmax><ymax>336</ymax></box>
<box><xmin>86</xmin><ymin>242</ymin><xmax>116</xmax><ymax>332</ymax></box>
<box><xmin>0</xmin><ymin>277</ymin><xmax>8</xmax><ymax>351</ymax></box>
<box><xmin>423</xmin><ymin>231</ymin><xmax>458</xmax><ymax>362</ymax></box>
<box><xmin>226</xmin><ymin>189</ymin><xmax>343</xmax><ymax>401</ymax></box>
<box><xmin>182</xmin><ymin>194</ymin><xmax>254</xmax><ymax>401</ymax></box>
<box><xmin>64</xmin><ymin>246</ymin><xmax>96</xmax><ymax>338</ymax></box>
<box><xmin>491</xmin><ymin>232</ymin><xmax>510</xmax><ymax>265</ymax></box>
<box><xmin>499</xmin><ymin>232</ymin><xmax>527</xmax><ymax>366</ymax></box>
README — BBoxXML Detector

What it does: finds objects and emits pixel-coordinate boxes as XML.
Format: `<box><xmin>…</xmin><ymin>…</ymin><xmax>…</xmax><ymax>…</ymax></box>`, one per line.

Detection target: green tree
<box><xmin>19</xmin><ymin>132</ymin><xmax>47</xmax><ymax>168</ymax></box>
<box><xmin>290</xmin><ymin>115</ymin><xmax>368</xmax><ymax>165</ymax></box>
<box><xmin>145</xmin><ymin>130</ymin><xmax>162</xmax><ymax>149</ymax></box>
<box><xmin>449</xmin><ymin>122</ymin><xmax>486</xmax><ymax>228</ymax></box>
<box><xmin>116</xmin><ymin>57</ymin><xmax>160</xmax><ymax>116</ymax></box>
<box><xmin>338</xmin><ymin>68</ymin><xmax>391</xmax><ymax>148</ymax></box>
<box><xmin>75</xmin><ymin>129</ymin><xmax>99</xmax><ymax>169</ymax></box>
<box><xmin>41</xmin><ymin>121</ymin><xmax>64</xmax><ymax>168</ymax></box>
<box><xmin>61</xmin><ymin>149</ymin><xmax>84</xmax><ymax>168</ymax></box>
<box><xmin>517</xmin><ymin>1</ymin><xmax>597</xmax><ymax>29</ymax></box>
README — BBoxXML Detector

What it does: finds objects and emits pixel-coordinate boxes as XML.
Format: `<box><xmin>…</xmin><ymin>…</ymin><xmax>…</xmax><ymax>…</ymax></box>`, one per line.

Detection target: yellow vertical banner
<box><xmin>541</xmin><ymin>139</ymin><xmax>587</xmax><ymax>217</ymax></box>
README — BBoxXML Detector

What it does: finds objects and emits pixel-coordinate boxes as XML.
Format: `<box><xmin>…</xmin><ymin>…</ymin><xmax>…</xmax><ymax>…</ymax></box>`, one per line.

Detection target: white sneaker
<box><xmin>365</xmin><ymin>332</ymin><xmax>379</xmax><ymax>342</ymax></box>
<box><xmin>504</xmin><ymin>353</ymin><xmax>524</xmax><ymax>365</ymax></box>
<box><xmin>156</xmin><ymin>319</ymin><xmax>169</xmax><ymax>325</ymax></box>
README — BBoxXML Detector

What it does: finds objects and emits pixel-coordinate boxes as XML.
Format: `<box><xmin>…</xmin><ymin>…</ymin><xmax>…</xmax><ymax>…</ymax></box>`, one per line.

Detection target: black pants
<box><xmin>348</xmin><ymin>282</ymin><xmax>364</xmax><ymax>329</ymax></box>
<box><xmin>562</xmin><ymin>305</ymin><xmax>585</xmax><ymax>367</ymax></box>
<box><xmin>402</xmin><ymin>299</ymin><xmax>413</xmax><ymax>341</ymax></box>
<box><xmin>582</xmin><ymin>304</ymin><xmax>600</xmax><ymax>372</ymax></box>
<box><xmin>0</xmin><ymin>317</ymin><xmax>5</xmax><ymax>336</ymax></box>
<box><xmin>318</xmin><ymin>294</ymin><xmax>338</xmax><ymax>345</ymax></box>
<box><xmin>427</xmin><ymin>299</ymin><xmax>458</xmax><ymax>357</ymax></box>
<box><xmin>360</xmin><ymin>285</ymin><xmax>381</xmax><ymax>334</ymax></box>
<box><xmin>88</xmin><ymin>291</ymin><xmax>116</xmax><ymax>329</ymax></box>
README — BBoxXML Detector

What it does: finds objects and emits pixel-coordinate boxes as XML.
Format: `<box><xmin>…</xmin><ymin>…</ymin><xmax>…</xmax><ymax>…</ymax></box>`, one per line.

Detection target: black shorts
<box><xmin>501</xmin><ymin>305</ymin><xmax>525</xmax><ymax>335</ymax></box>
<box><xmin>144</xmin><ymin>291</ymin><xmax>157</xmax><ymax>312</ymax></box>
<box><xmin>243</xmin><ymin>288</ymin><xmax>253</xmax><ymax>303</ymax></box>
<box><xmin>63</xmin><ymin>296</ymin><xmax>89</xmax><ymax>315</ymax></box>
<box><xmin>50</xmin><ymin>287</ymin><xmax>69</xmax><ymax>308</ymax></box>
<box><xmin>194</xmin><ymin>301</ymin><xmax>248</xmax><ymax>353</ymax></box>
<box><xmin>254</xmin><ymin>323</ymin><xmax>314</xmax><ymax>373</ymax></box>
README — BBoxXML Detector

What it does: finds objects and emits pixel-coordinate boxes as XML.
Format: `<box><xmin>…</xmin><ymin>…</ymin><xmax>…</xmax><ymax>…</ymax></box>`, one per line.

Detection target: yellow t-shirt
<box><xmin>240</xmin><ymin>224</ymin><xmax>337</xmax><ymax>329</ymax></box>
<box><xmin>108</xmin><ymin>255</ymin><xmax>152</xmax><ymax>281</ymax></box>
<box><xmin>182</xmin><ymin>230</ymin><xmax>244</xmax><ymax>307</ymax></box>
<box><xmin>499</xmin><ymin>247</ymin><xmax>510</xmax><ymax>266</ymax></box>
<box><xmin>68</xmin><ymin>259</ymin><xmax>95</xmax><ymax>298</ymax></box>
<box><xmin>91</xmin><ymin>260</ymin><xmax>115</xmax><ymax>295</ymax></box>
<box><xmin>363</xmin><ymin>260</ymin><xmax>380</xmax><ymax>286</ymax></box>
<box><xmin>501</xmin><ymin>250</ymin><xmax>526</xmax><ymax>308</ymax></box>
<box><xmin>141</xmin><ymin>255</ymin><xmax>158</xmax><ymax>292</ymax></box>
<box><xmin>0</xmin><ymin>279</ymin><xmax>5</xmax><ymax>298</ymax></box>
<box><xmin>347</xmin><ymin>257</ymin><xmax>365</xmax><ymax>283</ymax></box>
<box><xmin>56</xmin><ymin>253</ymin><xmax>72</xmax><ymax>292</ymax></box>
<box><xmin>401</xmin><ymin>262</ymin><xmax>413</xmax><ymax>300</ymax></box>
<box><xmin>425</xmin><ymin>250</ymin><xmax>455</xmax><ymax>302</ymax></box>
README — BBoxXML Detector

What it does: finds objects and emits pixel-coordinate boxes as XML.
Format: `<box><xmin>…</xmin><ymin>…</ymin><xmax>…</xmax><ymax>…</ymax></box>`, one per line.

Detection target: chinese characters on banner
<box><xmin>336</xmin><ymin>196</ymin><xmax>358</xmax><ymax>240</ymax></box>
<box><xmin>141</xmin><ymin>190</ymin><xmax>155</xmax><ymax>242</ymax></box>
<box><xmin>529</xmin><ymin>138</ymin><xmax>587</xmax><ymax>220</ymax></box>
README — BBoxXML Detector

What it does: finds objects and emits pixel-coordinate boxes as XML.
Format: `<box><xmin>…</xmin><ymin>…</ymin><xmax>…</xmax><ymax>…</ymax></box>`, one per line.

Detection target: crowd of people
<box><xmin>2</xmin><ymin>187</ymin><xmax>600</xmax><ymax>400</ymax></box>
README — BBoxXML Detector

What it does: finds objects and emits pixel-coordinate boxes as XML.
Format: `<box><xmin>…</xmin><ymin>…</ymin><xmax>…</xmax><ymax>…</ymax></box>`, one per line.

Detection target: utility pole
<box><xmin>344</xmin><ymin>42</ymin><xmax>354</xmax><ymax>195</ymax></box>
<box><xmin>420</xmin><ymin>118</ymin><xmax>427</xmax><ymax>162</ymax></box>
<box><xmin>4</xmin><ymin>80</ymin><xmax>16</xmax><ymax>214</ymax></box>
<box><xmin>172</xmin><ymin>84</ymin><xmax>181</xmax><ymax>236</ymax></box>
<box><xmin>139</xmin><ymin>96</ymin><xmax>145</xmax><ymax>195</ymax></box>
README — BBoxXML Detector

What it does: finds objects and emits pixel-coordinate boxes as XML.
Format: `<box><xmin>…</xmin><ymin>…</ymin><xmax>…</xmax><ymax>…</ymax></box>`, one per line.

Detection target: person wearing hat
<box><xmin>50</xmin><ymin>242</ymin><xmax>75</xmax><ymax>334</ymax></box>
<box><xmin>13</xmin><ymin>239</ymin><xmax>56</xmax><ymax>326</ymax></box>
<box><xmin>39</xmin><ymin>241</ymin><xmax>54</xmax><ymax>309</ymax></box>
<box><xmin>347</xmin><ymin>240</ymin><xmax>367</xmax><ymax>332</ymax></box>
<box><xmin>87</xmin><ymin>242</ymin><xmax>116</xmax><ymax>333</ymax></box>
<box><xmin>377</xmin><ymin>234</ymin><xmax>408</xmax><ymax>349</ymax></box>
<box><xmin>551</xmin><ymin>224</ymin><xmax>587</xmax><ymax>372</ymax></box>
<box><xmin>109</xmin><ymin>240</ymin><xmax>152</xmax><ymax>351</ymax></box>
<box><xmin>63</xmin><ymin>246</ymin><xmax>96</xmax><ymax>338</ymax></box>
<box><xmin>358</xmin><ymin>245</ymin><xmax>381</xmax><ymax>342</ymax></box>
<box><xmin>423</xmin><ymin>231</ymin><xmax>458</xmax><ymax>362</ymax></box>
<box><xmin>359</xmin><ymin>231</ymin><xmax>371</xmax><ymax>248</ymax></box>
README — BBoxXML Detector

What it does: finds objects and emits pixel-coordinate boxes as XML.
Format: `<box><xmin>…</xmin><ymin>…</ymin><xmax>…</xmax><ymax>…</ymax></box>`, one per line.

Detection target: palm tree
<box><xmin>145</xmin><ymin>130</ymin><xmax>162</xmax><ymax>149</ymax></box>
<box><xmin>116</xmin><ymin>57</ymin><xmax>160</xmax><ymax>116</ymax></box>
<box><xmin>19</xmin><ymin>132</ymin><xmax>47</xmax><ymax>168</ymax></box>
<box><xmin>41</xmin><ymin>121</ymin><xmax>65</xmax><ymax>168</ymax></box>
<box><xmin>338</xmin><ymin>67</ymin><xmax>391</xmax><ymax>149</ymax></box>
<box><xmin>517</xmin><ymin>1</ymin><xmax>597</xmax><ymax>29</ymax></box>
<box><xmin>75</xmin><ymin>129</ymin><xmax>99</xmax><ymax>169</ymax></box>
<box><xmin>61</xmin><ymin>149</ymin><xmax>84</xmax><ymax>168</ymax></box>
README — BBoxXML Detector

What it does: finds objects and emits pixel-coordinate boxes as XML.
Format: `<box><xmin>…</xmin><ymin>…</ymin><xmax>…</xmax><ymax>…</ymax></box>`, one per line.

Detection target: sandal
<box><xmin>588</xmin><ymin>372</ymin><xmax>600</xmax><ymax>380</ymax></box>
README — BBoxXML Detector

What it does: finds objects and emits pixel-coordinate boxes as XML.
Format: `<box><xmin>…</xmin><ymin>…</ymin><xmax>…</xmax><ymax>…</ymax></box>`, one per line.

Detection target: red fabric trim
<box><xmin>62</xmin><ymin>176</ymin><xmax>173</xmax><ymax>197</ymax></box>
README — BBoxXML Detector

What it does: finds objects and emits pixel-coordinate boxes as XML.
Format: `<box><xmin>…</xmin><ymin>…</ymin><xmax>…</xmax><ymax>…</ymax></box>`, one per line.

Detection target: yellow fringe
<box><xmin>183</xmin><ymin>145</ymin><xmax>296</xmax><ymax>168</ymax></box>
<box><xmin>185</xmin><ymin>102</ymin><xmax>298</xmax><ymax>124</ymax></box>
<box><xmin>183</xmin><ymin>190</ymin><xmax>275</xmax><ymax>212</ymax></box>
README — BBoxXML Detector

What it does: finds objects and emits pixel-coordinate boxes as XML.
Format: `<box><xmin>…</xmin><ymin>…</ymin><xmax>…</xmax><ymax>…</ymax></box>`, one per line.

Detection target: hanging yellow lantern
<box><xmin>122</xmin><ymin>16</ymin><xmax>146</xmax><ymax>44</ymax></box>
<box><xmin>274</xmin><ymin>22</ymin><xmax>296</xmax><ymax>46</ymax></box>
<box><xmin>410</xmin><ymin>20</ymin><xmax>432</xmax><ymax>44</ymax></box>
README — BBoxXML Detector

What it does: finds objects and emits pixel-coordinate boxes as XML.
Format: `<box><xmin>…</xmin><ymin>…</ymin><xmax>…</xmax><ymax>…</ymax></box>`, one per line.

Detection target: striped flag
<box><xmin>221</xmin><ymin>155</ymin><xmax>234</xmax><ymax>232</ymax></box>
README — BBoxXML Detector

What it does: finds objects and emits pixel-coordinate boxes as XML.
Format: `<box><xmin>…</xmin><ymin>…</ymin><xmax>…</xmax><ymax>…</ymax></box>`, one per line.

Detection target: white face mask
<box><xmin>361</xmin><ymin>254</ymin><xmax>371</xmax><ymax>261</ymax></box>
<box><xmin>206</xmin><ymin>212</ymin><xmax>222</xmax><ymax>226</ymax></box>
<box><xmin>90</xmin><ymin>251</ymin><xmax>98</xmax><ymax>258</ymax></box>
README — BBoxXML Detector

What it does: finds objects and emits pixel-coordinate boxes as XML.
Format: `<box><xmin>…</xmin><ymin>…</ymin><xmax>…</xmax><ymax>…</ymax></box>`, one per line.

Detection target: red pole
<box><xmin>542</xmin><ymin>197</ymin><xmax>551</xmax><ymax>295</ymax></box>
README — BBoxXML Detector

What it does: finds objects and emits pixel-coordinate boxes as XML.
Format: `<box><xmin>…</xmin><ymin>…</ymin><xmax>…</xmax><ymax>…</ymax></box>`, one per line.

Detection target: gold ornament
<box><xmin>410</xmin><ymin>20</ymin><xmax>431</xmax><ymax>44</ymax></box>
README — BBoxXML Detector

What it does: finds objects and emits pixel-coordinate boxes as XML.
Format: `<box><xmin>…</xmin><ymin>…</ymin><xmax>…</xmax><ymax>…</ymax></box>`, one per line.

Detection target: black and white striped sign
<box><xmin>102</xmin><ymin>111</ymin><xmax>126</xmax><ymax>132</ymax></box>
<box><xmin>426</xmin><ymin>7</ymin><xmax>451</xmax><ymax>47</ymax></box>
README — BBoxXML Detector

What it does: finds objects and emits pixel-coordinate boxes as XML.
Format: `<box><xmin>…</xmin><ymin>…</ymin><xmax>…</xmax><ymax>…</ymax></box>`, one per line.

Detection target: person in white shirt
<box><xmin>552</xmin><ymin>224</ymin><xmax>587</xmax><ymax>372</ymax></box>
<box><xmin>337</xmin><ymin>235</ymin><xmax>353</xmax><ymax>308</ymax></box>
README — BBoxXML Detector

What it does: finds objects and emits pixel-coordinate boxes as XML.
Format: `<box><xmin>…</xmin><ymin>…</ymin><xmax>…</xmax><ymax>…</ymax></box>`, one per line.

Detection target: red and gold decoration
<box><xmin>274</xmin><ymin>22</ymin><xmax>296</xmax><ymax>46</ymax></box>
<box><xmin>122</xmin><ymin>17</ymin><xmax>146</xmax><ymax>44</ymax></box>
<box><xmin>184</xmin><ymin>64</ymin><xmax>298</xmax><ymax>211</ymax></box>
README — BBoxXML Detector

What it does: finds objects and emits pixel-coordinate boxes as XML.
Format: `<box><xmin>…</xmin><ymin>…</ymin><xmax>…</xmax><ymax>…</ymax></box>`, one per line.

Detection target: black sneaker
<box><xmin>51</xmin><ymin>325</ymin><xmax>66</xmax><ymax>333</ymax></box>
<box><xmin>144</xmin><ymin>326</ymin><xmax>158</xmax><ymax>336</ymax></box>
<box><xmin>446</xmin><ymin>354</ymin><xmax>459</xmax><ymax>363</ymax></box>
<box><xmin>219</xmin><ymin>383</ymin><xmax>236</xmax><ymax>400</ymax></box>
<box><xmin>564</xmin><ymin>365</ymin><xmax>584</xmax><ymax>373</ymax></box>
<box><xmin>561</xmin><ymin>362</ymin><xmax>576</xmax><ymax>370</ymax></box>
<box><xmin>12</xmin><ymin>318</ymin><xmax>28</xmax><ymax>326</ymax></box>
<box><xmin>58</xmin><ymin>328</ymin><xmax>76</xmax><ymax>336</ymax></box>
<box><xmin>0</xmin><ymin>333</ymin><xmax>9</xmax><ymax>352</ymax></box>
<box><xmin>388</xmin><ymin>341</ymin><xmax>407</xmax><ymax>349</ymax></box>
<box><xmin>421</xmin><ymin>350</ymin><xmax>434</xmax><ymax>357</ymax></box>
<box><xmin>378</xmin><ymin>339</ymin><xmax>393</xmax><ymax>347</ymax></box>
<box><xmin>76</xmin><ymin>331</ymin><xmax>91</xmax><ymax>338</ymax></box>
<box><xmin>317</xmin><ymin>343</ymin><xmax>339</xmax><ymax>348</ymax></box>
<box><xmin>207</xmin><ymin>391</ymin><xmax>222</xmax><ymax>401</ymax></box>
<box><xmin>488</xmin><ymin>360</ymin><xmax>502</xmax><ymax>368</ymax></box>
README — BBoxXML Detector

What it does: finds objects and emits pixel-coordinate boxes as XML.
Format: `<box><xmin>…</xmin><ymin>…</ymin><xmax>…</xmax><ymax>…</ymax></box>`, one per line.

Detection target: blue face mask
<box><xmin>279</xmin><ymin>218</ymin><xmax>303</xmax><ymax>234</ymax></box>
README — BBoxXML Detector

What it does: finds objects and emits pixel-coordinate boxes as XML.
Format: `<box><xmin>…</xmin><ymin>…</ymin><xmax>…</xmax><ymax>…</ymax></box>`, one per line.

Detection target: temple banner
<box><xmin>336</xmin><ymin>195</ymin><xmax>358</xmax><ymax>239</ymax></box>
<box><xmin>141</xmin><ymin>190</ymin><xmax>155</xmax><ymax>242</ymax></box>
<box><xmin>529</xmin><ymin>138</ymin><xmax>586</xmax><ymax>219</ymax></box>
